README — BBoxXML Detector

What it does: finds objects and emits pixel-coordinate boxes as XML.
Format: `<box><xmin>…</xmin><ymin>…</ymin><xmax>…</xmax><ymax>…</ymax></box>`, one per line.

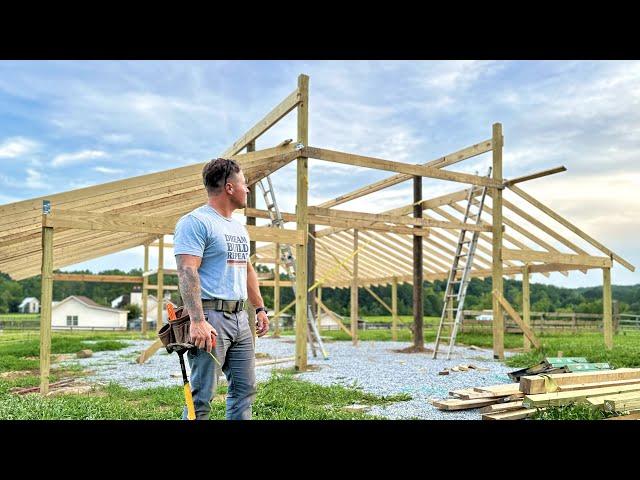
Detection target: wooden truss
<box><xmin>0</xmin><ymin>74</ymin><xmax>634</xmax><ymax>391</ymax></box>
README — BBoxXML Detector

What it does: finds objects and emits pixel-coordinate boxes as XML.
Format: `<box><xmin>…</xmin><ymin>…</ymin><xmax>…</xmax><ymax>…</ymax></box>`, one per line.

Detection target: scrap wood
<box><xmin>474</xmin><ymin>383</ymin><xmax>522</xmax><ymax>396</ymax></box>
<box><xmin>482</xmin><ymin>408</ymin><xmax>538</xmax><ymax>420</ymax></box>
<box><xmin>432</xmin><ymin>397</ymin><xmax>501</xmax><ymax>411</ymax></box>
<box><xmin>479</xmin><ymin>401</ymin><xmax>524</xmax><ymax>414</ymax></box>
<box><xmin>11</xmin><ymin>378</ymin><xmax>76</xmax><ymax>395</ymax></box>
<box><xmin>523</xmin><ymin>382</ymin><xmax>640</xmax><ymax>408</ymax></box>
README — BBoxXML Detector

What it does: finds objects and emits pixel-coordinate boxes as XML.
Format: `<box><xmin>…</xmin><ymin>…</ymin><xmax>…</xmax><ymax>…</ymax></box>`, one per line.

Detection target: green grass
<box><xmin>0</xmin><ymin>314</ymin><xmax>39</xmax><ymax>320</ymax></box>
<box><xmin>0</xmin><ymin>370</ymin><xmax>411</xmax><ymax>420</ymax></box>
<box><xmin>530</xmin><ymin>404</ymin><xmax>618</xmax><ymax>420</ymax></box>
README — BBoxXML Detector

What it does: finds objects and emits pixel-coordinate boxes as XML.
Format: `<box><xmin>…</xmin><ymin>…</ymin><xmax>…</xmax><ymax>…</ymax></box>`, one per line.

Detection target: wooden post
<box><xmin>491</xmin><ymin>123</ymin><xmax>504</xmax><ymax>360</ymax></box>
<box><xmin>157</xmin><ymin>235</ymin><xmax>164</xmax><ymax>331</ymax></box>
<box><xmin>522</xmin><ymin>263</ymin><xmax>531</xmax><ymax>351</ymax></box>
<box><xmin>613</xmin><ymin>300</ymin><xmax>620</xmax><ymax>334</ymax></box>
<box><xmin>308</xmin><ymin>223</ymin><xmax>316</xmax><ymax>326</ymax></box>
<box><xmin>413</xmin><ymin>176</ymin><xmax>424</xmax><ymax>348</ymax></box>
<box><xmin>141</xmin><ymin>243</ymin><xmax>149</xmax><ymax>334</ymax></box>
<box><xmin>295</xmin><ymin>73</ymin><xmax>309</xmax><ymax>371</ymax></box>
<box><xmin>39</xmin><ymin>201</ymin><xmax>54</xmax><ymax>395</ymax></box>
<box><xmin>392</xmin><ymin>276</ymin><xmax>398</xmax><ymax>341</ymax></box>
<box><xmin>603</xmin><ymin>267</ymin><xmax>613</xmax><ymax>350</ymax></box>
<box><xmin>351</xmin><ymin>229</ymin><xmax>359</xmax><ymax>346</ymax></box>
<box><xmin>317</xmin><ymin>286</ymin><xmax>323</xmax><ymax>332</ymax></box>
<box><xmin>247</xmin><ymin>140</ymin><xmax>257</xmax><ymax>343</ymax></box>
<box><xmin>273</xmin><ymin>242</ymin><xmax>280</xmax><ymax>337</ymax></box>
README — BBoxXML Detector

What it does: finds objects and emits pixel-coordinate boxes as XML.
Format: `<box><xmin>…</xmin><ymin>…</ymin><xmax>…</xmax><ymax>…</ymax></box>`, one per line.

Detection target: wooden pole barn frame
<box><xmin>0</xmin><ymin>74</ymin><xmax>634</xmax><ymax>394</ymax></box>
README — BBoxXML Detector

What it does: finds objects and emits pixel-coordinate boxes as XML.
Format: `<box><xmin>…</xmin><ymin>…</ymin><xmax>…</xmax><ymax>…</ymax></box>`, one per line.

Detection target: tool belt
<box><xmin>201</xmin><ymin>298</ymin><xmax>245</xmax><ymax>313</ymax></box>
<box><xmin>157</xmin><ymin>306</ymin><xmax>199</xmax><ymax>354</ymax></box>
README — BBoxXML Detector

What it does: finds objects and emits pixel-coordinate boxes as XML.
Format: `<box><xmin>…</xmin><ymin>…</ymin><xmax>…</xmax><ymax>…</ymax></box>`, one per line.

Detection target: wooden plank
<box><xmin>603</xmin><ymin>392</ymin><xmax>640</xmax><ymax>412</ymax></box>
<box><xmin>501</xmin><ymin>248</ymin><xmax>612</xmax><ymax>268</ymax></box>
<box><xmin>157</xmin><ymin>235</ymin><xmax>164</xmax><ymax>330</ymax></box>
<box><xmin>479</xmin><ymin>401</ymin><xmax>524</xmax><ymax>414</ymax></box>
<box><xmin>295</xmin><ymin>74</ymin><xmax>309</xmax><ymax>372</ymax></box>
<box><xmin>318</xmin><ymin>139</ymin><xmax>493</xmax><ymax>209</ymax></box>
<box><xmin>556</xmin><ymin>379</ymin><xmax>640</xmax><ymax>392</ymax></box>
<box><xmin>482</xmin><ymin>408</ymin><xmax>537</xmax><ymax>420</ymax></box>
<box><xmin>303</xmin><ymin>146</ymin><xmax>503</xmax><ymax>188</ymax></box>
<box><xmin>52</xmin><ymin>273</ymin><xmax>143</xmax><ymax>283</ymax></box>
<box><xmin>507</xmin><ymin>184</ymin><xmax>634</xmax><ymax>272</ymax></box>
<box><xmin>142</xmin><ymin>243</ymin><xmax>149</xmax><ymax>334</ymax></box>
<box><xmin>137</xmin><ymin>339</ymin><xmax>163</xmax><ymax>364</ymax></box>
<box><xmin>246</xmin><ymin>225</ymin><xmax>306</xmax><ymax>245</ymax></box>
<box><xmin>473</xmin><ymin>383</ymin><xmax>522</xmax><ymax>396</ymax></box>
<box><xmin>351</xmin><ymin>229</ymin><xmax>359</xmax><ymax>346</ymax></box>
<box><xmin>392</xmin><ymin>276</ymin><xmax>398</xmax><ymax>341</ymax></box>
<box><xmin>520</xmin><ymin>368</ymin><xmax>640</xmax><ymax>394</ymax></box>
<box><xmin>493</xmin><ymin>289</ymin><xmax>541</xmax><ymax>349</ymax></box>
<box><xmin>413</xmin><ymin>176</ymin><xmax>424</xmax><ymax>350</ymax></box>
<box><xmin>273</xmin><ymin>242</ymin><xmax>280</xmax><ymax>336</ymax></box>
<box><xmin>522</xmin><ymin>383</ymin><xmax>640</xmax><ymax>408</ymax></box>
<box><xmin>432</xmin><ymin>397</ymin><xmax>502</xmax><ymax>411</ymax></box>
<box><xmin>603</xmin><ymin>267</ymin><xmax>613</xmax><ymax>349</ymax></box>
<box><xmin>317</xmin><ymin>299</ymin><xmax>352</xmax><ymax>337</ymax></box>
<box><xmin>308</xmin><ymin>206</ymin><xmax>489</xmax><ymax>232</ymax></box>
<box><xmin>492</xmin><ymin>123</ymin><xmax>504</xmax><ymax>360</ymax></box>
<box><xmin>221</xmin><ymin>88</ymin><xmax>300</xmax><ymax>157</ymax></box>
<box><xmin>39</xmin><ymin>222</ymin><xmax>54</xmax><ymax>395</ymax></box>
<box><xmin>503</xmin><ymin>166</ymin><xmax>566</xmax><ymax>186</ymax></box>
<box><xmin>522</xmin><ymin>264</ymin><xmax>531</xmax><ymax>351</ymax></box>
<box><xmin>364</xmin><ymin>286</ymin><xmax>392</xmax><ymax>315</ymax></box>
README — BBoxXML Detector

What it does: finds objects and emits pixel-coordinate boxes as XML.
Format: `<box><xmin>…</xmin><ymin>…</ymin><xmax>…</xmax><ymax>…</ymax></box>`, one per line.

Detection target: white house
<box><xmin>18</xmin><ymin>297</ymin><xmax>39</xmax><ymax>313</ymax></box>
<box><xmin>52</xmin><ymin>296</ymin><xmax>128</xmax><ymax>330</ymax></box>
<box><xmin>110</xmin><ymin>289</ymin><xmax>171</xmax><ymax>325</ymax></box>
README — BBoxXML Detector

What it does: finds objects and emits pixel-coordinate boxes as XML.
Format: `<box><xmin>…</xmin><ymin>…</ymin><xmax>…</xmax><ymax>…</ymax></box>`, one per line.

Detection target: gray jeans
<box><xmin>182</xmin><ymin>309</ymin><xmax>256</xmax><ymax>420</ymax></box>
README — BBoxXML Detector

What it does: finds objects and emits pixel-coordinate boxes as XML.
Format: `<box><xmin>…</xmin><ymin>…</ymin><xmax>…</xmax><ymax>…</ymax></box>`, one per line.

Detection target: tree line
<box><xmin>1</xmin><ymin>268</ymin><xmax>638</xmax><ymax>316</ymax></box>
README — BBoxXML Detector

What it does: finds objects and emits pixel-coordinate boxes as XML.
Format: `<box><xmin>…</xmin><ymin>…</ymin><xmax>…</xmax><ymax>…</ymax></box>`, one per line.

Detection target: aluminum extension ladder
<box><xmin>432</xmin><ymin>167</ymin><xmax>492</xmax><ymax>360</ymax></box>
<box><xmin>256</xmin><ymin>168</ymin><xmax>328</xmax><ymax>359</ymax></box>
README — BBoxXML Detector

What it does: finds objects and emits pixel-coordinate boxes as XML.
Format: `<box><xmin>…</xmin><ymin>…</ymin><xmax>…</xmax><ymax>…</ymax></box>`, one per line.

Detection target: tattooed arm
<box><xmin>176</xmin><ymin>254</ymin><xmax>217</xmax><ymax>352</ymax></box>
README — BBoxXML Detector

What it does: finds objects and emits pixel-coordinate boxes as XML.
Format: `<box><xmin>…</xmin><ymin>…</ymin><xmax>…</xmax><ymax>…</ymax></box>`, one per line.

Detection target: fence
<box><xmin>0</xmin><ymin>316</ymin><xmax>125</xmax><ymax>332</ymax></box>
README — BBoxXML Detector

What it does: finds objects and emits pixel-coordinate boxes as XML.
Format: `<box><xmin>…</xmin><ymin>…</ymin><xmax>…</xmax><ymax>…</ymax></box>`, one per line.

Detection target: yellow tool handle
<box><xmin>184</xmin><ymin>383</ymin><xmax>196</xmax><ymax>420</ymax></box>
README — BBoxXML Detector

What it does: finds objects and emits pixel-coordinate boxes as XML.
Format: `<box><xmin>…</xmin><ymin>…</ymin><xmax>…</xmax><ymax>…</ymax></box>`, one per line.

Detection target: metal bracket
<box><xmin>295</xmin><ymin>142</ymin><xmax>305</xmax><ymax>151</ymax></box>
<box><xmin>42</xmin><ymin>200</ymin><xmax>51</xmax><ymax>215</ymax></box>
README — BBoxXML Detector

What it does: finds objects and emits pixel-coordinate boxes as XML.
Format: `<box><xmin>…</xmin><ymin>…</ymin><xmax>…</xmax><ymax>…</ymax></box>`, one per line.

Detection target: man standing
<box><xmin>174</xmin><ymin>157</ymin><xmax>269</xmax><ymax>420</ymax></box>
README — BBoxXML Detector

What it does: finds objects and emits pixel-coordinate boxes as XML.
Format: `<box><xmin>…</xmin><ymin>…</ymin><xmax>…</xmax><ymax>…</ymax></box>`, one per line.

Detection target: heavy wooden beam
<box><xmin>52</xmin><ymin>273</ymin><xmax>144</xmax><ymax>283</ymax></box>
<box><xmin>501</xmin><ymin>248</ymin><xmax>612</xmax><ymax>268</ymax></box>
<box><xmin>508</xmin><ymin>184</ymin><xmax>634</xmax><ymax>272</ymax></box>
<box><xmin>413</xmin><ymin>176</ymin><xmax>424</xmax><ymax>349</ymax></box>
<box><xmin>221</xmin><ymin>88</ymin><xmax>301</xmax><ymax>157</ymax></box>
<box><xmin>492</xmin><ymin>123</ymin><xmax>504</xmax><ymax>360</ymax></box>
<box><xmin>39</xmin><ymin>208</ymin><xmax>53</xmax><ymax>395</ymax></box>
<box><xmin>522</xmin><ymin>264</ymin><xmax>531</xmax><ymax>351</ymax></box>
<box><xmin>603</xmin><ymin>267</ymin><xmax>613</xmax><ymax>350</ymax></box>
<box><xmin>295</xmin><ymin>73</ymin><xmax>309</xmax><ymax>372</ymax></box>
<box><xmin>302</xmin><ymin>146</ymin><xmax>503</xmax><ymax>188</ymax></box>
<box><xmin>308</xmin><ymin>206</ymin><xmax>490</xmax><ymax>232</ymax></box>
<box><xmin>492</xmin><ymin>289</ymin><xmax>541</xmax><ymax>349</ymax></box>
<box><xmin>157</xmin><ymin>235</ymin><xmax>164</xmax><ymax>330</ymax></box>
<box><xmin>142</xmin><ymin>243</ymin><xmax>149</xmax><ymax>334</ymax></box>
<box><xmin>351</xmin><ymin>229</ymin><xmax>359</xmax><ymax>346</ymax></box>
<box><xmin>318</xmin><ymin>139</ymin><xmax>493</xmax><ymax>208</ymax></box>
<box><xmin>503</xmin><ymin>166</ymin><xmax>566</xmax><ymax>186</ymax></box>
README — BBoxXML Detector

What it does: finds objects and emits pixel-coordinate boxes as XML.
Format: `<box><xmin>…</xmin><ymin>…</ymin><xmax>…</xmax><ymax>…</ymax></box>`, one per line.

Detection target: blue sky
<box><xmin>1</xmin><ymin>60</ymin><xmax>638</xmax><ymax>287</ymax></box>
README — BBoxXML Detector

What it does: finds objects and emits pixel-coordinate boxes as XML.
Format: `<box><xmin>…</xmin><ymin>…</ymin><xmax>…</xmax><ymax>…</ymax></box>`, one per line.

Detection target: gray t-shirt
<box><xmin>173</xmin><ymin>204</ymin><xmax>249</xmax><ymax>300</ymax></box>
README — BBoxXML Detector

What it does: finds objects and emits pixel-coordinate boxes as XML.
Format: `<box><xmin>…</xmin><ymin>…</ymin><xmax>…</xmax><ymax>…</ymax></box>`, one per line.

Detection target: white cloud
<box><xmin>0</xmin><ymin>137</ymin><xmax>39</xmax><ymax>158</ymax></box>
<box><xmin>94</xmin><ymin>166</ymin><xmax>123</xmax><ymax>174</ymax></box>
<box><xmin>25</xmin><ymin>168</ymin><xmax>46</xmax><ymax>189</ymax></box>
<box><xmin>52</xmin><ymin>150</ymin><xmax>107</xmax><ymax>167</ymax></box>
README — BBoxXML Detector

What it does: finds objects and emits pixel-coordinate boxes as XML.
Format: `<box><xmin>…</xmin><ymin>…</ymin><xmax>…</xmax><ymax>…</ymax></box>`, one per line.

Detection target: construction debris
<box><xmin>508</xmin><ymin>357</ymin><xmax>612</xmax><ymax>382</ymax></box>
<box><xmin>430</xmin><ymin>366</ymin><xmax>640</xmax><ymax>420</ymax></box>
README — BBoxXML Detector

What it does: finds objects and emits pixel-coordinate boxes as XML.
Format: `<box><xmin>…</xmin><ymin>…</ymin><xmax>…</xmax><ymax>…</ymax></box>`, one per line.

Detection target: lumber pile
<box><xmin>430</xmin><ymin>365</ymin><xmax>640</xmax><ymax>420</ymax></box>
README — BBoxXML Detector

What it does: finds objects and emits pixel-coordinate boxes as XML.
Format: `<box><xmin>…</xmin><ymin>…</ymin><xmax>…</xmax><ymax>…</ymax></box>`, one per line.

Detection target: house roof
<box><xmin>18</xmin><ymin>297</ymin><xmax>39</xmax><ymax>307</ymax></box>
<box><xmin>53</xmin><ymin>295</ymin><xmax>127</xmax><ymax>314</ymax></box>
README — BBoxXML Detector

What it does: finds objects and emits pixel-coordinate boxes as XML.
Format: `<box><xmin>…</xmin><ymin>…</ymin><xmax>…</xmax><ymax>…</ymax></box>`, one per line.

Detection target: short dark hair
<box><xmin>202</xmin><ymin>158</ymin><xmax>241</xmax><ymax>194</ymax></box>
